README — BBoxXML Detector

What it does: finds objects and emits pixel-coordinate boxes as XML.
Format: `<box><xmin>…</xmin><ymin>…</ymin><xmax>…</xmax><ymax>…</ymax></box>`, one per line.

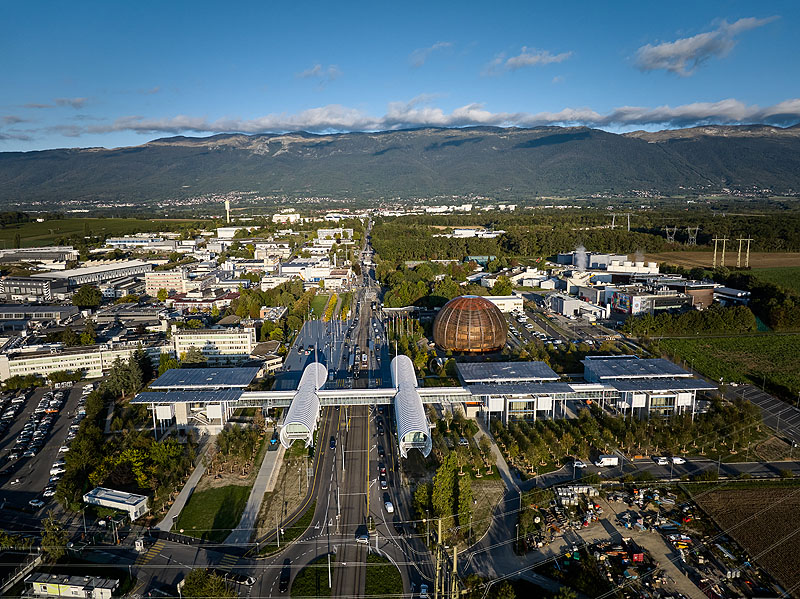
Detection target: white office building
<box><xmin>172</xmin><ymin>327</ymin><xmax>257</xmax><ymax>364</ymax></box>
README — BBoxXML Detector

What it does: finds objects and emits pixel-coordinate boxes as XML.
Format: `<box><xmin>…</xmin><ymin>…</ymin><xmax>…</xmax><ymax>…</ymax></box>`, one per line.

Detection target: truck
<box><xmin>594</xmin><ymin>455</ymin><xmax>619</xmax><ymax>467</ymax></box>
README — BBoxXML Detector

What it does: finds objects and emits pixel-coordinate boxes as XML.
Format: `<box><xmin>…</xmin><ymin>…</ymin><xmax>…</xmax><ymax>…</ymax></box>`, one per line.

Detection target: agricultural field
<box><xmin>694</xmin><ymin>487</ymin><xmax>800</xmax><ymax>593</ymax></box>
<box><xmin>0</xmin><ymin>217</ymin><xmax>200</xmax><ymax>248</ymax></box>
<box><xmin>659</xmin><ymin>335</ymin><xmax>800</xmax><ymax>397</ymax></box>
<box><xmin>644</xmin><ymin>251</ymin><xmax>800</xmax><ymax>269</ymax></box>
<box><xmin>752</xmin><ymin>266</ymin><xmax>800</xmax><ymax>294</ymax></box>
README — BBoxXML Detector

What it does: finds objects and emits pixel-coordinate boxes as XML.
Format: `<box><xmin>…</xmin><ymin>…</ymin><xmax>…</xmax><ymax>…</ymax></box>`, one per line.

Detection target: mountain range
<box><xmin>1</xmin><ymin>124</ymin><xmax>800</xmax><ymax>206</ymax></box>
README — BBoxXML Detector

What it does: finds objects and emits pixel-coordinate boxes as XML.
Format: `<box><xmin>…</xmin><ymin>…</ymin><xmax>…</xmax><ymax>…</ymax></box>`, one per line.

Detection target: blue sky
<box><xmin>1</xmin><ymin>0</ymin><xmax>798</xmax><ymax>151</ymax></box>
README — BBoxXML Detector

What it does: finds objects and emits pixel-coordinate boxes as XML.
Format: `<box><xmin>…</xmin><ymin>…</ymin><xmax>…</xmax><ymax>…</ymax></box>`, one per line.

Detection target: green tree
<box><xmin>61</xmin><ymin>326</ymin><xmax>80</xmax><ymax>347</ymax></box>
<box><xmin>432</xmin><ymin>453</ymin><xmax>456</xmax><ymax>518</ymax></box>
<box><xmin>181</xmin><ymin>569</ymin><xmax>237</xmax><ymax>599</ymax></box>
<box><xmin>72</xmin><ymin>284</ymin><xmax>102</xmax><ymax>309</ymax></box>
<box><xmin>157</xmin><ymin>288</ymin><xmax>169</xmax><ymax>302</ymax></box>
<box><xmin>491</xmin><ymin>275</ymin><xmax>513</xmax><ymax>296</ymax></box>
<box><xmin>13</xmin><ymin>232</ymin><xmax>21</xmax><ymax>248</ymax></box>
<box><xmin>457</xmin><ymin>475</ymin><xmax>473</xmax><ymax>532</ymax></box>
<box><xmin>554</xmin><ymin>588</ymin><xmax>578</xmax><ymax>599</ymax></box>
<box><xmin>41</xmin><ymin>511</ymin><xmax>68</xmax><ymax>562</ymax></box>
<box><xmin>158</xmin><ymin>352</ymin><xmax>180</xmax><ymax>375</ymax></box>
<box><xmin>181</xmin><ymin>346</ymin><xmax>208</xmax><ymax>366</ymax></box>
<box><xmin>80</xmin><ymin>320</ymin><xmax>96</xmax><ymax>346</ymax></box>
<box><xmin>210</xmin><ymin>304</ymin><xmax>220</xmax><ymax>318</ymax></box>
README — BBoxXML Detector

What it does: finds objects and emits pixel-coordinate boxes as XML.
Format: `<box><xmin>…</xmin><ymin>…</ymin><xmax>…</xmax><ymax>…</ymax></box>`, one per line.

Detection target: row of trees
<box><xmin>47</xmin><ymin>320</ymin><xmax>97</xmax><ymax>347</ymax></box>
<box><xmin>491</xmin><ymin>399</ymin><xmax>763</xmax><ymax>472</ymax></box>
<box><xmin>210</xmin><ymin>424</ymin><xmax>261</xmax><ymax>476</ymax></box>
<box><xmin>622</xmin><ymin>304</ymin><xmax>758</xmax><ymax>337</ymax></box>
<box><xmin>414</xmin><ymin>453</ymin><xmax>474</xmax><ymax>541</ymax></box>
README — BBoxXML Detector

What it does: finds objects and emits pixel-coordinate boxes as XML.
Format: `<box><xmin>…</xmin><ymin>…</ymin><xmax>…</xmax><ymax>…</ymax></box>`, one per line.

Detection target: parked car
<box><xmin>655</xmin><ymin>456</ymin><xmax>669</xmax><ymax>466</ymax></box>
<box><xmin>671</xmin><ymin>456</ymin><xmax>686</xmax><ymax>465</ymax></box>
<box><xmin>573</xmin><ymin>460</ymin><xmax>588</xmax><ymax>469</ymax></box>
<box><xmin>29</xmin><ymin>499</ymin><xmax>45</xmax><ymax>509</ymax></box>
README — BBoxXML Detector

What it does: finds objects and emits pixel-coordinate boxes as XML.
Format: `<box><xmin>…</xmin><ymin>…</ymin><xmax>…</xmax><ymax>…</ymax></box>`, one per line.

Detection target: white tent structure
<box><xmin>391</xmin><ymin>355</ymin><xmax>432</xmax><ymax>458</ymax></box>
<box><xmin>280</xmin><ymin>362</ymin><xmax>327</xmax><ymax>448</ymax></box>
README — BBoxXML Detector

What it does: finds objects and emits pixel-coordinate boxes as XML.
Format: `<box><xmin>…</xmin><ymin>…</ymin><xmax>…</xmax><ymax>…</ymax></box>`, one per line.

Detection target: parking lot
<box><xmin>0</xmin><ymin>382</ymin><xmax>92</xmax><ymax>518</ymax></box>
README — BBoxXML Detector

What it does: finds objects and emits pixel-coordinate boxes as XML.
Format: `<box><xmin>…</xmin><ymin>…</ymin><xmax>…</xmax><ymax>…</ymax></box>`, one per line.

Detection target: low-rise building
<box><xmin>714</xmin><ymin>286</ymin><xmax>751</xmax><ymax>306</ymax></box>
<box><xmin>0</xmin><ymin>276</ymin><xmax>70</xmax><ymax>302</ymax></box>
<box><xmin>0</xmin><ymin>304</ymin><xmax>78</xmax><ymax>322</ymax></box>
<box><xmin>169</xmin><ymin>290</ymin><xmax>239</xmax><ymax>312</ymax></box>
<box><xmin>0</xmin><ymin>342</ymin><xmax>166</xmax><ymax>382</ymax></box>
<box><xmin>83</xmin><ymin>487</ymin><xmax>149</xmax><ymax>520</ymax></box>
<box><xmin>26</xmin><ymin>572</ymin><xmax>119</xmax><ymax>599</ymax></box>
<box><xmin>485</xmin><ymin>295</ymin><xmax>524</xmax><ymax>313</ymax></box>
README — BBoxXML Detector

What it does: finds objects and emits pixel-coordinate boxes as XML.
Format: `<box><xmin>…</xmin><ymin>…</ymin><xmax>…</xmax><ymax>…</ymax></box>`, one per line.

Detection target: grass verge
<box><xmin>173</xmin><ymin>485</ymin><xmax>250</xmax><ymax>543</ymax></box>
<box><xmin>291</xmin><ymin>554</ymin><xmax>333</xmax><ymax>597</ymax></box>
<box><xmin>365</xmin><ymin>553</ymin><xmax>403</xmax><ymax>596</ymax></box>
<box><xmin>309</xmin><ymin>294</ymin><xmax>330</xmax><ymax>318</ymax></box>
<box><xmin>259</xmin><ymin>500</ymin><xmax>317</xmax><ymax>555</ymax></box>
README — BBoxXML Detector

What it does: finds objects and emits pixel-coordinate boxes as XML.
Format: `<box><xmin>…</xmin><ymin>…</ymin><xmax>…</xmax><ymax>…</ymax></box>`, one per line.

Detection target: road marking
<box><xmin>135</xmin><ymin>539</ymin><xmax>165</xmax><ymax>565</ymax></box>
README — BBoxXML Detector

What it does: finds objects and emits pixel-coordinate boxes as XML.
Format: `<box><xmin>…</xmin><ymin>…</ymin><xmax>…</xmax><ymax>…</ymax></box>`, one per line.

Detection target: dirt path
<box><xmin>644</xmin><ymin>251</ymin><xmax>800</xmax><ymax>269</ymax></box>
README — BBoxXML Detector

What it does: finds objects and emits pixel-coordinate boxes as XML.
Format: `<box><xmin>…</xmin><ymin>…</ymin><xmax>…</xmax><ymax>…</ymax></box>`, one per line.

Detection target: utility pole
<box><xmin>451</xmin><ymin>545</ymin><xmax>458</xmax><ymax>599</ymax></box>
<box><xmin>687</xmin><ymin>226</ymin><xmax>699</xmax><ymax>246</ymax></box>
<box><xmin>712</xmin><ymin>237</ymin><xmax>728</xmax><ymax>268</ymax></box>
<box><xmin>665</xmin><ymin>226</ymin><xmax>677</xmax><ymax>243</ymax></box>
<box><xmin>611</xmin><ymin>214</ymin><xmax>616</xmax><ymax>230</ymax></box>
<box><xmin>626</xmin><ymin>213</ymin><xmax>631</xmax><ymax>232</ymax></box>
<box><xmin>737</xmin><ymin>237</ymin><xmax>754</xmax><ymax>268</ymax></box>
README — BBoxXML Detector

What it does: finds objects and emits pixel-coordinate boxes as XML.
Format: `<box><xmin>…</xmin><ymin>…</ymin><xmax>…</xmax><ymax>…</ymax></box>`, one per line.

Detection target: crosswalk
<box><xmin>135</xmin><ymin>539</ymin><xmax>164</xmax><ymax>565</ymax></box>
<box><xmin>216</xmin><ymin>553</ymin><xmax>240</xmax><ymax>571</ymax></box>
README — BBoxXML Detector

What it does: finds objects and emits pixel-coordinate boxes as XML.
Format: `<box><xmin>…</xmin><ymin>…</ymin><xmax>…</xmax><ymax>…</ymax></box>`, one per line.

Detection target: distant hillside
<box><xmin>2</xmin><ymin>125</ymin><xmax>800</xmax><ymax>206</ymax></box>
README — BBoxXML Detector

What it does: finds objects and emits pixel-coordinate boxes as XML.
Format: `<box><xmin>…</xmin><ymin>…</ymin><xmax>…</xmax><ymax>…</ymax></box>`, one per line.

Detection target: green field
<box><xmin>753</xmin><ymin>266</ymin><xmax>800</xmax><ymax>294</ymax></box>
<box><xmin>660</xmin><ymin>335</ymin><xmax>800</xmax><ymax>397</ymax></box>
<box><xmin>364</xmin><ymin>553</ymin><xmax>403</xmax><ymax>596</ymax></box>
<box><xmin>309</xmin><ymin>294</ymin><xmax>330</xmax><ymax>317</ymax></box>
<box><xmin>172</xmin><ymin>484</ymin><xmax>250</xmax><ymax>543</ymax></box>
<box><xmin>0</xmin><ymin>218</ymin><xmax>198</xmax><ymax>248</ymax></box>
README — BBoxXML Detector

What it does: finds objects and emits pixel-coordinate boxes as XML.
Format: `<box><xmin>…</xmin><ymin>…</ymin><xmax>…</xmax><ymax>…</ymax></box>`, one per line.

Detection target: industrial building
<box><xmin>30</xmin><ymin>260</ymin><xmax>152</xmax><ymax>289</ymax></box>
<box><xmin>0</xmin><ymin>277</ymin><xmax>70</xmax><ymax>302</ymax></box>
<box><xmin>484</xmin><ymin>295</ymin><xmax>524</xmax><ymax>313</ymax></box>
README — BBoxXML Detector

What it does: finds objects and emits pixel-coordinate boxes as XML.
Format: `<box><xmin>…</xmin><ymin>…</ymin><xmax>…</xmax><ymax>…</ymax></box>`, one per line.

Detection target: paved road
<box><xmin>736</xmin><ymin>384</ymin><xmax>800</xmax><ymax>447</ymax></box>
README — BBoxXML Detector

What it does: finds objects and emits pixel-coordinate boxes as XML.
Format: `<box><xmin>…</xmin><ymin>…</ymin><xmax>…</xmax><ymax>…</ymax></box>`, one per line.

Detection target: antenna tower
<box><xmin>611</xmin><ymin>214</ymin><xmax>616</xmax><ymax>230</ymax></box>
<box><xmin>687</xmin><ymin>227</ymin><xmax>699</xmax><ymax>246</ymax></box>
<box><xmin>665</xmin><ymin>227</ymin><xmax>677</xmax><ymax>243</ymax></box>
<box><xmin>225</xmin><ymin>199</ymin><xmax>231</xmax><ymax>224</ymax></box>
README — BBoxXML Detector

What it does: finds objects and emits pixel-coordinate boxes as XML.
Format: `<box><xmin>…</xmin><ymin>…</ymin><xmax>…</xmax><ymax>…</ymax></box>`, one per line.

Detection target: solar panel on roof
<box><xmin>457</xmin><ymin>361</ymin><xmax>559</xmax><ymax>383</ymax></box>
<box><xmin>132</xmin><ymin>390</ymin><xmax>244</xmax><ymax>403</ymax></box>
<box><xmin>150</xmin><ymin>367</ymin><xmax>259</xmax><ymax>389</ymax></box>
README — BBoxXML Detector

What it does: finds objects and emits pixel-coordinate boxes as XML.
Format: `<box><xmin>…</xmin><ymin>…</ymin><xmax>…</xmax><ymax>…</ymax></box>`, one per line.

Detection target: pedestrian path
<box><xmin>473</xmin><ymin>416</ymin><xmax>518</xmax><ymax>492</ymax></box>
<box><xmin>156</xmin><ymin>436</ymin><xmax>213</xmax><ymax>531</ymax></box>
<box><xmin>224</xmin><ymin>443</ymin><xmax>287</xmax><ymax>545</ymax></box>
<box><xmin>135</xmin><ymin>539</ymin><xmax>165</xmax><ymax>566</ymax></box>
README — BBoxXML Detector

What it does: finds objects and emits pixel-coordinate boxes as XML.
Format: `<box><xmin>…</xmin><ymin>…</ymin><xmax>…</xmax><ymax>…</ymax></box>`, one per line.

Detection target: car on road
<box><xmin>380</xmin><ymin>477</ymin><xmax>388</xmax><ymax>490</ymax></box>
<box><xmin>329</xmin><ymin>437</ymin><xmax>336</xmax><ymax>450</ymax></box>
<box><xmin>419</xmin><ymin>583</ymin><xmax>429</xmax><ymax>598</ymax></box>
<box><xmin>378</xmin><ymin>463</ymin><xmax>386</xmax><ymax>475</ymax></box>
<box><xmin>671</xmin><ymin>456</ymin><xmax>686</xmax><ymax>465</ymax></box>
<box><xmin>356</xmin><ymin>532</ymin><xmax>369</xmax><ymax>544</ymax></box>
<box><xmin>279</xmin><ymin>559</ymin><xmax>291</xmax><ymax>593</ymax></box>
<box><xmin>384</xmin><ymin>501</ymin><xmax>394</xmax><ymax>513</ymax></box>
<box><xmin>29</xmin><ymin>499</ymin><xmax>45</xmax><ymax>509</ymax></box>
<box><xmin>377</xmin><ymin>445</ymin><xmax>385</xmax><ymax>457</ymax></box>
<box><xmin>655</xmin><ymin>456</ymin><xmax>669</xmax><ymax>466</ymax></box>
<box><xmin>573</xmin><ymin>460</ymin><xmax>588</xmax><ymax>469</ymax></box>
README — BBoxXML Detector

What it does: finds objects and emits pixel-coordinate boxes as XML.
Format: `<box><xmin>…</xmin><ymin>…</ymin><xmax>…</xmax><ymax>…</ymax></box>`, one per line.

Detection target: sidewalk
<box><xmin>224</xmin><ymin>443</ymin><xmax>286</xmax><ymax>545</ymax></box>
<box><xmin>473</xmin><ymin>416</ymin><xmax>519</xmax><ymax>492</ymax></box>
<box><xmin>155</xmin><ymin>436</ymin><xmax>213</xmax><ymax>532</ymax></box>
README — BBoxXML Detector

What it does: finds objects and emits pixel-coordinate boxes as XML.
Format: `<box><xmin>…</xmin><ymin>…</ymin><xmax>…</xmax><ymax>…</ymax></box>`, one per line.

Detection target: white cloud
<box><xmin>635</xmin><ymin>16</ymin><xmax>779</xmax><ymax>76</ymax></box>
<box><xmin>484</xmin><ymin>47</ymin><xmax>572</xmax><ymax>75</ymax></box>
<box><xmin>296</xmin><ymin>64</ymin><xmax>341</xmax><ymax>87</ymax></box>
<box><xmin>409</xmin><ymin>42</ymin><xmax>452</xmax><ymax>68</ymax></box>
<box><xmin>77</xmin><ymin>97</ymin><xmax>800</xmax><ymax>138</ymax></box>
<box><xmin>54</xmin><ymin>97</ymin><xmax>89</xmax><ymax>109</ymax></box>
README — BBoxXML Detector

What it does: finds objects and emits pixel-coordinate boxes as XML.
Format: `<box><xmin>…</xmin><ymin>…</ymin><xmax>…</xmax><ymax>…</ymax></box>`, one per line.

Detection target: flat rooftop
<box><xmin>582</xmin><ymin>357</ymin><xmax>692</xmax><ymax>380</ymax></box>
<box><xmin>132</xmin><ymin>389</ymin><xmax>244</xmax><ymax>404</ymax></box>
<box><xmin>31</xmin><ymin>259</ymin><xmax>150</xmax><ymax>279</ymax></box>
<box><xmin>149</xmin><ymin>367</ymin><xmax>259</xmax><ymax>390</ymax></box>
<box><xmin>458</xmin><ymin>361</ymin><xmax>559</xmax><ymax>384</ymax></box>
<box><xmin>610</xmin><ymin>378</ymin><xmax>717</xmax><ymax>392</ymax></box>
<box><xmin>83</xmin><ymin>486</ymin><xmax>147</xmax><ymax>506</ymax></box>
<box><xmin>26</xmin><ymin>572</ymin><xmax>118</xmax><ymax>590</ymax></box>
<box><xmin>467</xmin><ymin>382</ymin><xmax>577</xmax><ymax>395</ymax></box>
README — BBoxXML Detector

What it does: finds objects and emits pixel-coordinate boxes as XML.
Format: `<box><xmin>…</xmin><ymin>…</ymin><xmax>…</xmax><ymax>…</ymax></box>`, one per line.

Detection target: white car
<box><xmin>671</xmin><ymin>456</ymin><xmax>686</xmax><ymax>465</ymax></box>
<box><xmin>573</xmin><ymin>460</ymin><xmax>588</xmax><ymax>469</ymax></box>
<box><xmin>384</xmin><ymin>501</ymin><xmax>394</xmax><ymax>513</ymax></box>
<box><xmin>655</xmin><ymin>457</ymin><xmax>669</xmax><ymax>466</ymax></box>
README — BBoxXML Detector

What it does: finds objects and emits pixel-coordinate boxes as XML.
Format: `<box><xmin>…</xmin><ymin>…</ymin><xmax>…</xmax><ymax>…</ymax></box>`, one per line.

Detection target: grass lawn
<box><xmin>291</xmin><ymin>554</ymin><xmax>334</xmax><ymax>598</ymax></box>
<box><xmin>753</xmin><ymin>266</ymin><xmax>800</xmax><ymax>294</ymax></box>
<box><xmin>659</xmin><ymin>335</ymin><xmax>800</xmax><ymax>397</ymax></box>
<box><xmin>173</xmin><ymin>484</ymin><xmax>250</xmax><ymax>543</ymax></box>
<box><xmin>364</xmin><ymin>553</ymin><xmax>403</xmax><ymax>596</ymax></box>
<box><xmin>0</xmin><ymin>217</ymin><xmax>196</xmax><ymax>248</ymax></box>
<box><xmin>309</xmin><ymin>294</ymin><xmax>330</xmax><ymax>318</ymax></box>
